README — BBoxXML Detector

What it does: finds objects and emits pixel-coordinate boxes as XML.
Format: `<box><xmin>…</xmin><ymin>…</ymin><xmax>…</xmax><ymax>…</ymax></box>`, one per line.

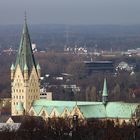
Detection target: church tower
<box><xmin>11</xmin><ymin>17</ymin><xmax>41</xmax><ymax>116</ymax></box>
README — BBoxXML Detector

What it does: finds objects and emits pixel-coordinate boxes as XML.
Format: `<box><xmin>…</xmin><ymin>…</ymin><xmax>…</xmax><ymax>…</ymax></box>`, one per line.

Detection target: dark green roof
<box><xmin>15</xmin><ymin>19</ymin><xmax>36</xmax><ymax>72</ymax></box>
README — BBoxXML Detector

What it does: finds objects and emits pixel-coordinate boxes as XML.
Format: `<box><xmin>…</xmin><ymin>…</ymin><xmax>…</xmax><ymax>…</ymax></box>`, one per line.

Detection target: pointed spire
<box><xmin>23</xmin><ymin>11</ymin><xmax>28</xmax><ymax>34</ymax></box>
<box><xmin>24</xmin><ymin>63</ymin><xmax>28</xmax><ymax>71</ymax></box>
<box><xmin>10</xmin><ymin>63</ymin><xmax>15</xmax><ymax>71</ymax></box>
<box><xmin>15</xmin><ymin>15</ymin><xmax>36</xmax><ymax>73</ymax></box>
<box><xmin>102</xmin><ymin>78</ymin><xmax>108</xmax><ymax>97</ymax></box>
<box><xmin>102</xmin><ymin>78</ymin><xmax>108</xmax><ymax>104</ymax></box>
<box><xmin>37</xmin><ymin>63</ymin><xmax>41</xmax><ymax>70</ymax></box>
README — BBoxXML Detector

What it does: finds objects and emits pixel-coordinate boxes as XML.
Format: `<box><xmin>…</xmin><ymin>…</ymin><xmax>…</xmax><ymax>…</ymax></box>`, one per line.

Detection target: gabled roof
<box><xmin>7</xmin><ymin>116</ymin><xmax>24</xmax><ymax>123</ymax></box>
<box><xmin>106</xmin><ymin>102</ymin><xmax>139</xmax><ymax>119</ymax></box>
<box><xmin>55</xmin><ymin>106</ymin><xmax>65</xmax><ymax>115</ymax></box>
<box><xmin>31</xmin><ymin>100</ymin><xmax>140</xmax><ymax>119</ymax></box>
<box><xmin>15</xmin><ymin>18</ymin><xmax>36</xmax><ymax>72</ymax></box>
<box><xmin>79</xmin><ymin>104</ymin><xmax>106</xmax><ymax>119</ymax></box>
<box><xmin>32</xmin><ymin>100</ymin><xmax>102</xmax><ymax>116</ymax></box>
<box><xmin>7</xmin><ymin>116</ymin><xmax>44</xmax><ymax>124</ymax></box>
<box><xmin>33</xmin><ymin>106</ymin><xmax>43</xmax><ymax>115</ymax></box>
<box><xmin>65</xmin><ymin>106</ymin><xmax>74</xmax><ymax>112</ymax></box>
<box><xmin>46</xmin><ymin>107</ymin><xmax>54</xmax><ymax>115</ymax></box>
<box><xmin>33</xmin><ymin>106</ymin><xmax>54</xmax><ymax>115</ymax></box>
<box><xmin>0</xmin><ymin>115</ymin><xmax>10</xmax><ymax>123</ymax></box>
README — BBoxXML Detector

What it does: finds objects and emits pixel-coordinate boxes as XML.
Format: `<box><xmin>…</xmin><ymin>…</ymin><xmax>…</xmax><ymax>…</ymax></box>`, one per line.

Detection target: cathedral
<box><xmin>10</xmin><ymin>18</ymin><xmax>140</xmax><ymax>123</ymax></box>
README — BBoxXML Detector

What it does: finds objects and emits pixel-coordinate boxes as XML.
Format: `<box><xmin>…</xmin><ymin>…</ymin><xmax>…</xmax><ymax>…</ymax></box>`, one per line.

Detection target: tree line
<box><xmin>0</xmin><ymin>116</ymin><xmax>140</xmax><ymax>140</ymax></box>
<box><xmin>0</xmin><ymin>52</ymin><xmax>140</xmax><ymax>103</ymax></box>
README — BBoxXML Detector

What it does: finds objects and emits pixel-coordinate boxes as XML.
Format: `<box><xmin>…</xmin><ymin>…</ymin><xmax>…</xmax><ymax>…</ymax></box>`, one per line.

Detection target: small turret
<box><xmin>37</xmin><ymin>63</ymin><xmax>41</xmax><ymax>78</ymax></box>
<box><xmin>24</xmin><ymin>63</ymin><xmax>28</xmax><ymax>80</ymax></box>
<box><xmin>10</xmin><ymin>63</ymin><xmax>15</xmax><ymax>80</ymax></box>
<box><xmin>102</xmin><ymin>78</ymin><xmax>108</xmax><ymax>105</ymax></box>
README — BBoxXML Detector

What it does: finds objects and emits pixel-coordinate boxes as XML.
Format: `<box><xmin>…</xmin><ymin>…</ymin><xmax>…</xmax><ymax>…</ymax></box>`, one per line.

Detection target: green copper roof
<box><xmin>79</xmin><ymin>104</ymin><xmax>106</xmax><ymax>119</ymax></box>
<box><xmin>55</xmin><ymin>106</ymin><xmax>65</xmax><ymax>114</ymax></box>
<box><xmin>32</xmin><ymin>100</ymin><xmax>102</xmax><ymax>116</ymax></box>
<box><xmin>16</xmin><ymin>102</ymin><xmax>24</xmax><ymax>111</ymax></box>
<box><xmin>66</xmin><ymin>106</ymin><xmax>74</xmax><ymax>112</ymax></box>
<box><xmin>33</xmin><ymin>106</ymin><xmax>43</xmax><ymax>115</ymax></box>
<box><xmin>10</xmin><ymin>63</ymin><xmax>15</xmax><ymax>70</ymax></box>
<box><xmin>15</xmin><ymin>18</ymin><xmax>36</xmax><ymax>72</ymax></box>
<box><xmin>33</xmin><ymin>106</ymin><xmax>53</xmax><ymax>115</ymax></box>
<box><xmin>33</xmin><ymin>99</ymin><xmax>102</xmax><ymax>107</ymax></box>
<box><xmin>106</xmin><ymin>102</ymin><xmax>139</xmax><ymax>119</ymax></box>
<box><xmin>102</xmin><ymin>78</ymin><xmax>108</xmax><ymax>97</ymax></box>
<box><xmin>40</xmin><ymin>106</ymin><xmax>53</xmax><ymax>115</ymax></box>
<box><xmin>31</xmin><ymin>100</ymin><xmax>140</xmax><ymax>119</ymax></box>
<box><xmin>46</xmin><ymin>107</ymin><xmax>54</xmax><ymax>115</ymax></box>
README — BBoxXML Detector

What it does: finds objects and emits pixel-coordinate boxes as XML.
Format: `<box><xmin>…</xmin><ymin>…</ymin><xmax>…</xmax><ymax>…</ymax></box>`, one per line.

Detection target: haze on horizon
<box><xmin>0</xmin><ymin>0</ymin><xmax>140</xmax><ymax>25</ymax></box>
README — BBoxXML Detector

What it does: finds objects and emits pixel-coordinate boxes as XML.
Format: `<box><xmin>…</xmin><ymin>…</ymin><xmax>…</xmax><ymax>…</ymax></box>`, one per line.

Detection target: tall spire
<box><xmin>10</xmin><ymin>63</ymin><xmax>15</xmax><ymax>71</ymax></box>
<box><xmin>102</xmin><ymin>78</ymin><xmax>108</xmax><ymax>104</ymax></box>
<box><xmin>15</xmin><ymin>15</ymin><xmax>36</xmax><ymax>72</ymax></box>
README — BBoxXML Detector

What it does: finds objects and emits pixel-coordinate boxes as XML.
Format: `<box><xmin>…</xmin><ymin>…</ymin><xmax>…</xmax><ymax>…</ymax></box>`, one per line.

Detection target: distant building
<box><xmin>116</xmin><ymin>61</ymin><xmax>133</xmax><ymax>71</ymax></box>
<box><xmin>64</xmin><ymin>45</ymin><xmax>88</xmax><ymax>54</ymax></box>
<box><xmin>84</xmin><ymin>61</ymin><xmax>114</xmax><ymax>74</ymax></box>
<box><xmin>40</xmin><ymin>87</ymin><xmax>52</xmax><ymax>100</ymax></box>
<box><xmin>3</xmin><ymin>48</ymin><xmax>17</xmax><ymax>55</ymax></box>
<box><xmin>123</xmin><ymin>48</ymin><xmax>140</xmax><ymax>57</ymax></box>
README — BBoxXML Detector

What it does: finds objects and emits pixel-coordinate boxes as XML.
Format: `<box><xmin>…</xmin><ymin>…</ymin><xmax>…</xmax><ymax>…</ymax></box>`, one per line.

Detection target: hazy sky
<box><xmin>0</xmin><ymin>0</ymin><xmax>140</xmax><ymax>25</ymax></box>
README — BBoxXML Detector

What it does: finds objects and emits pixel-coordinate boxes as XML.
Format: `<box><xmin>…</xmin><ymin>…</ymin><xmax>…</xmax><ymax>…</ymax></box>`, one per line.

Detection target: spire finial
<box><xmin>24</xmin><ymin>11</ymin><xmax>27</xmax><ymax>23</ymax></box>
